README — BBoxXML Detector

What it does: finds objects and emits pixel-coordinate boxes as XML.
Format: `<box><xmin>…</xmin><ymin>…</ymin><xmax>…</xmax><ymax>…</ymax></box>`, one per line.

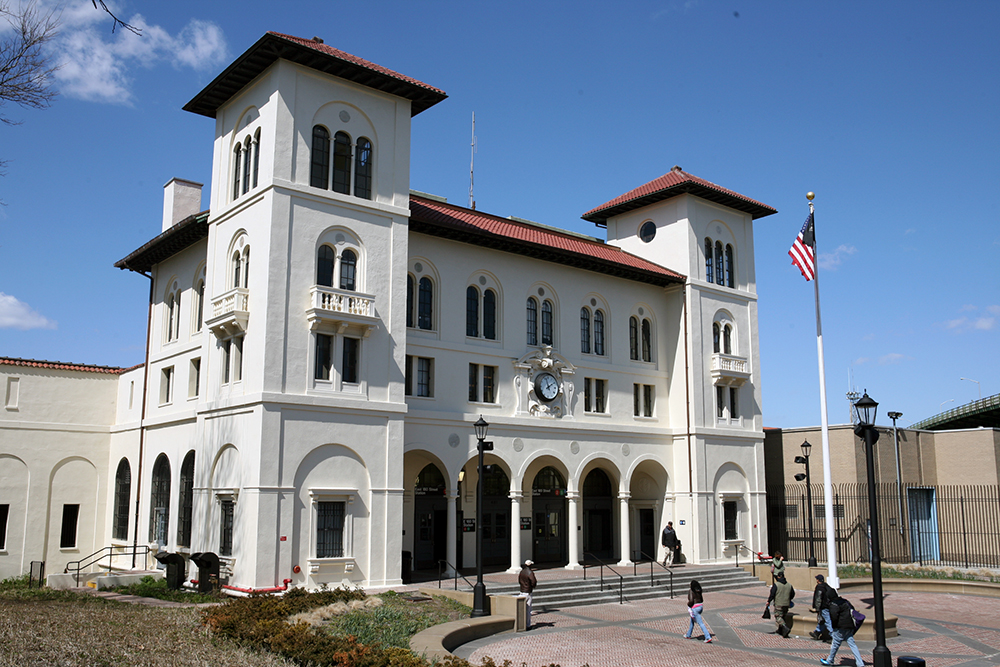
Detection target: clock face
<box><xmin>534</xmin><ymin>373</ymin><xmax>560</xmax><ymax>402</ymax></box>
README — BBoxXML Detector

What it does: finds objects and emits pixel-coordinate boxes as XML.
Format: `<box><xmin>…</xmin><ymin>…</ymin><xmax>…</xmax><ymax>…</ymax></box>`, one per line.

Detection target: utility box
<box><xmin>190</xmin><ymin>552</ymin><xmax>220</xmax><ymax>593</ymax></box>
<box><xmin>153</xmin><ymin>552</ymin><xmax>187</xmax><ymax>590</ymax></box>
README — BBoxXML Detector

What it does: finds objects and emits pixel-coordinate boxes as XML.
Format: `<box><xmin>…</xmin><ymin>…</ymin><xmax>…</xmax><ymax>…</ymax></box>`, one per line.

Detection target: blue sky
<box><xmin>1</xmin><ymin>1</ymin><xmax>997</xmax><ymax>428</ymax></box>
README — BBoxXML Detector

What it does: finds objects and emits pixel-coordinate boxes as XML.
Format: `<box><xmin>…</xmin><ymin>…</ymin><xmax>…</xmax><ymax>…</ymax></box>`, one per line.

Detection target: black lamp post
<box><xmin>793</xmin><ymin>439</ymin><xmax>817</xmax><ymax>567</ymax></box>
<box><xmin>472</xmin><ymin>416</ymin><xmax>494</xmax><ymax>618</ymax></box>
<box><xmin>854</xmin><ymin>392</ymin><xmax>891</xmax><ymax>667</ymax></box>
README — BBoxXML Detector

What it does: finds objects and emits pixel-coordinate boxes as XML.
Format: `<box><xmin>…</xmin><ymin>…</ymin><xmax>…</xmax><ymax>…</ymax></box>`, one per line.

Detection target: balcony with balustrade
<box><xmin>206</xmin><ymin>287</ymin><xmax>249</xmax><ymax>338</ymax></box>
<box><xmin>711</xmin><ymin>353</ymin><xmax>750</xmax><ymax>385</ymax></box>
<box><xmin>306</xmin><ymin>286</ymin><xmax>378</xmax><ymax>337</ymax></box>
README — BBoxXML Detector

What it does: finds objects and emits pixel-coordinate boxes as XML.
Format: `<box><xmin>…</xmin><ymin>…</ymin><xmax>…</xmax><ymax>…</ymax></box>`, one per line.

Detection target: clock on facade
<box><xmin>534</xmin><ymin>372</ymin><xmax>560</xmax><ymax>402</ymax></box>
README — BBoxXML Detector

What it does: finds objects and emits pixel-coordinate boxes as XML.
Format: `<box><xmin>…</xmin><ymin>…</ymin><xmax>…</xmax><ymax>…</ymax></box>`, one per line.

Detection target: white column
<box><xmin>445</xmin><ymin>492</ymin><xmax>458</xmax><ymax>576</ymax></box>
<box><xmin>618</xmin><ymin>491</ymin><xmax>633</xmax><ymax>566</ymax></box>
<box><xmin>506</xmin><ymin>491</ymin><xmax>523</xmax><ymax>573</ymax></box>
<box><xmin>565</xmin><ymin>491</ymin><xmax>581</xmax><ymax>569</ymax></box>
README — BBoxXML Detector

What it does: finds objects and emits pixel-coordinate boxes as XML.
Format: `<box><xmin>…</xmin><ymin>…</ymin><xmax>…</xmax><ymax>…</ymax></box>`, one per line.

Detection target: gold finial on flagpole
<box><xmin>806</xmin><ymin>192</ymin><xmax>815</xmax><ymax>201</ymax></box>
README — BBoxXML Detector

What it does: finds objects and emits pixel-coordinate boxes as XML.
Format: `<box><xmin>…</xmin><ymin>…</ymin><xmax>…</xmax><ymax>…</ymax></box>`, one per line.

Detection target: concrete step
<box><xmin>483</xmin><ymin>566</ymin><xmax>763</xmax><ymax>610</ymax></box>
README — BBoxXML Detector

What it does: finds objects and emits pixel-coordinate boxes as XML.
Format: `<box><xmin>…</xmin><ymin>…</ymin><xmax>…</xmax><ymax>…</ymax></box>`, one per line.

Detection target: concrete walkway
<box><xmin>455</xmin><ymin>582</ymin><xmax>1000</xmax><ymax>666</ymax></box>
<box><xmin>72</xmin><ymin>587</ymin><xmax>218</xmax><ymax>608</ymax></box>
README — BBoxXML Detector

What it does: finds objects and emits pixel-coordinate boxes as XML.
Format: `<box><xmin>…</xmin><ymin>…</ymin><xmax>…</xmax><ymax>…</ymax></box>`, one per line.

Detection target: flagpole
<box><xmin>807</xmin><ymin>192</ymin><xmax>839</xmax><ymax>588</ymax></box>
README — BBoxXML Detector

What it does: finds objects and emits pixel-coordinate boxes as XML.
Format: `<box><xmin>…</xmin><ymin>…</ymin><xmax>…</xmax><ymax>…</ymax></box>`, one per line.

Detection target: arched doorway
<box><xmin>583</xmin><ymin>468</ymin><xmax>614</xmax><ymax>561</ymax></box>
<box><xmin>532</xmin><ymin>466</ymin><xmax>567</xmax><ymax>564</ymax></box>
<box><xmin>481</xmin><ymin>465</ymin><xmax>511</xmax><ymax>567</ymax></box>
<box><xmin>414</xmin><ymin>463</ymin><xmax>447</xmax><ymax>570</ymax></box>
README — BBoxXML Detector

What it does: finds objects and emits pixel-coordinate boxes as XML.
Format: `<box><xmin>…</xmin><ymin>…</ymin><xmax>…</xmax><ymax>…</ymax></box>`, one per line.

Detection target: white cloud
<box><xmin>974</xmin><ymin>317</ymin><xmax>995</xmax><ymax>331</ymax></box>
<box><xmin>960</xmin><ymin>304</ymin><xmax>977</xmax><ymax>312</ymax></box>
<box><xmin>0</xmin><ymin>293</ymin><xmax>57</xmax><ymax>330</ymax></box>
<box><xmin>945</xmin><ymin>317</ymin><xmax>967</xmax><ymax>330</ymax></box>
<box><xmin>942</xmin><ymin>305</ymin><xmax>1000</xmax><ymax>333</ymax></box>
<box><xmin>817</xmin><ymin>244</ymin><xmax>857</xmax><ymax>270</ymax></box>
<box><xmin>987</xmin><ymin>305</ymin><xmax>1000</xmax><ymax>316</ymax></box>
<box><xmin>853</xmin><ymin>357</ymin><xmax>870</xmax><ymax>366</ymax></box>
<box><xmin>879</xmin><ymin>353</ymin><xmax>904</xmax><ymax>365</ymax></box>
<box><xmin>44</xmin><ymin>2</ymin><xmax>228</xmax><ymax>104</ymax></box>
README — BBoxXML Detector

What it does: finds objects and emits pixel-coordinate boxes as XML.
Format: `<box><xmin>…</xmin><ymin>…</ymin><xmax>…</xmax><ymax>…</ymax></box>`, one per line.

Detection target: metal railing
<box><xmin>29</xmin><ymin>561</ymin><xmax>45</xmax><ymax>588</ymax></box>
<box><xmin>582</xmin><ymin>552</ymin><xmax>624</xmax><ymax>604</ymax></box>
<box><xmin>436</xmin><ymin>559</ymin><xmax>476</xmax><ymax>591</ymax></box>
<box><xmin>64</xmin><ymin>545</ymin><xmax>150</xmax><ymax>587</ymax></box>
<box><xmin>633</xmin><ymin>550</ymin><xmax>673</xmax><ymax>598</ymax></box>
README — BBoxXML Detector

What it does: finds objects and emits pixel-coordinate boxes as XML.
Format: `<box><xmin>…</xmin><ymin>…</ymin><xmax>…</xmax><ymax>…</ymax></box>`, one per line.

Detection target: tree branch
<box><xmin>91</xmin><ymin>0</ymin><xmax>141</xmax><ymax>35</ymax></box>
<box><xmin>0</xmin><ymin>1</ymin><xmax>59</xmax><ymax>125</ymax></box>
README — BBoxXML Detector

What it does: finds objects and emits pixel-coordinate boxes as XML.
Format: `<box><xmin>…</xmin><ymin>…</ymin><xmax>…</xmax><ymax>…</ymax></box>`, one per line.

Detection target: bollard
<box><xmin>897</xmin><ymin>657</ymin><xmax>925</xmax><ymax>667</ymax></box>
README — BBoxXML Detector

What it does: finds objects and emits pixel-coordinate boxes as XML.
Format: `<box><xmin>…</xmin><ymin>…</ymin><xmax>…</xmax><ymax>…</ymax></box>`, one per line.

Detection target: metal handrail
<box><xmin>582</xmin><ymin>552</ymin><xmax>624</xmax><ymax>604</ymax></box>
<box><xmin>437</xmin><ymin>559</ymin><xmax>476</xmax><ymax>591</ymax></box>
<box><xmin>633</xmin><ymin>550</ymin><xmax>674</xmax><ymax>599</ymax></box>
<box><xmin>64</xmin><ymin>545</ymin><xmax>150</xmax><ymax>586</ymax></box>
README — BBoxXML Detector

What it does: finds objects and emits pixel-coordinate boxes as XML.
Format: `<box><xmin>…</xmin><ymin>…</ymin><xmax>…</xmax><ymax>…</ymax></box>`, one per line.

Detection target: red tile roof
<box><xmin>0</xmin><ymin>357</ymin><xmax>137</xmax><ymax>375</ymax></box>
<box><xmin>581</xmin><ymin>166</ymin><xmax>777</xmax><ymax>225</ymax></box>
<box><xmin>409</xmin><ymin>195</ymin><xmax>685</xmax><ymax>286</ymax></box>
<box><xmin>184</xmin><ymin>32</ymin><xmax>447</xmax><ymax>118</ymax></box>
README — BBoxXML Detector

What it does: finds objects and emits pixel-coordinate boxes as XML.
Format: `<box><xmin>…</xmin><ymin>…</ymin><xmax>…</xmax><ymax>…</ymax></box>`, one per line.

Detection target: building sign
<box><xmin>463</xmin><ymin>518</ymin><xmax>476</xmax><ymax>533</ymax></box>
<box><xmin>521</xmin><ymin>517</ymin><xmax>532</xmax><ymax>531</ymax></box>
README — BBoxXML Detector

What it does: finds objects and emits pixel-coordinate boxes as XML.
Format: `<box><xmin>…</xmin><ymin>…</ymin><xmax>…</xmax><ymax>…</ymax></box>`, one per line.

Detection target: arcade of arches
<box><xmin>404</xmin><ymin>453</ymin><xmax>671</xmax><ymax>572</ymax></box>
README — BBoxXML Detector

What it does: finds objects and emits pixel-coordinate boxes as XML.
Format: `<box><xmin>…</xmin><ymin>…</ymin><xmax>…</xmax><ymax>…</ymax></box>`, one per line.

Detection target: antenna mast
<box><xmin>469</xmin><ymin>112</ymin><xmax>477</xmax><ymax>209</ymax></box>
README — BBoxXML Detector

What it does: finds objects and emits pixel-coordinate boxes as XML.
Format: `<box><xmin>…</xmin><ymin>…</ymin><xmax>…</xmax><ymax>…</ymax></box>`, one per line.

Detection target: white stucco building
<box><xmin>0</xmin><ymin>32</ymin><xmax>776</xmax><ymax>589</ymax></box>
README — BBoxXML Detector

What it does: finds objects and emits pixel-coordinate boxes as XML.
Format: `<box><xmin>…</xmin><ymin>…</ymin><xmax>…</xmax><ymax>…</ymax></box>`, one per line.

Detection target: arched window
<box><xmin>311</xmin><ymin>126</ymin><xmax>330</xmax><ymax>189</ymax></box>
<box><xmin>354</xmin><ymin>137</ymin><xmax>372</xmax><ymax>199</ymax></box>
<box><xmin>406</xmin><ymin>275</ymin><xmax>414</xmax><ymax>328</ymax></box>
<box><xmin>483</xmin><ymin>289</ymin><xmax>496</xmax><ymax>340</ymax></box>
<box><xmin>641</xmin><ymin>318</ymin><xmax>652</xmax><ymax>362</ymax></box>
<box><xmin>594</xmin><ymin>310</ymin><xmax>605</xmax><ymax>356</ymax></box>
<box><xmin>580</xmin><ymin>308</ymin><xmax>591</xmax><ymax>354</ymax></box>
<box><xmin>532</xmin><ymin>466</ymin><xmax>565</xmax><ymax>496</ymax></box>
<box><xmin>526</xmin><ymin>298</ymin><xmax>538</xmax><ymax>346</ymax></box>
<box><xmin>705</xmin><ymin>238</ymin><xmax>714</xmax><ymax>283</ymax></box>
<box><xmin>466</xmin><ymin>286</ymin><xmax>479</xmax><ymax>337</ymax></box>
<box><xmin>726</xmin><ymin>244</ymin><xmax>735</xmax><ymax>288</ymax></box>
<box><xmin>252</xmin><ymin>129</ymin><xmax>260</xmax><ymax>189</ymax></box>
<box><xmin>418</xmin><ymin>277</ymin><xmax>433</xmax><ymax>329</ymax></box>
<box><xmin>541</xmin><ymin>300</ymin><xmax>553</xmax><ymax>345</ymax></box>
<box><xmin>317</xmin><ymin>245</ymin><xmax>335</xmax><ymax>287</ymax></box>
<box><xmin>339</xmin><ymin>249</ymin><xmax>356</xmax><ymax>291</ymax></box>
<box><xmin>148</xmin><ymin>454</ymin><xmax>171</xmax><ymax>544</ymax></box>
<box><xmin>332</xmin><ymin>131</ymin><xmax>351</xmax><ymax>195</ymax></box>
<box><xmin>112</xmin><ymin>458</ymin><xmax>130</xmax><ymax>541</ymax></box>
<box><xmin>195</xmin><ymin>279</ymin><xmax>205</xmax><ymax>331</ymax></box>
<box><xmin>629</xmin><ymin>316</ymin><xmax>639</xmax><ymax>360</ymax></box>
<box><xmin>715</xmin><ymin>241</ymin><xmax>724</xmax><ymax>285</ymax></box>
<box><xmin>166</xmin><ymin>293</ymin><xmax>177</xmax><ymax>342</ymax></box>
<box><xmin>242</xmin><ymin>137</ymin><xmax>252</xmax><ymax>194</ymax></box>
<box><xmin>177</xmin><ymin>451</ymin><xmax>194</xmax><ymax>547</ymax></box>
<box><xmin>242</xmin><ymin>247</ymin><xmax>250</xmax><ymax>288</ymax></box>
<box><xmin>724</xmin><ymin>324</ymin><xmax>732</xmax><ymax>354</ymax></box>
<box><xmin>233</xmin><ymin>252</ymin><xmax>242</xmax><ymax>289</ymax></box>
<box><xmin>233</xmin><ymin>144</ymin><xmax>242</xmax><ymax>200</ymax></box>
<box><xmin>713</xmin><ymin>322</ymin><xmax>721</xmax><ymax>353</ymax></box>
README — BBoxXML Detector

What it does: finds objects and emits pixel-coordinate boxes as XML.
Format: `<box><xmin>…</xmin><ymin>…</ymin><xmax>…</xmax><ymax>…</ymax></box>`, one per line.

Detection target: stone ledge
<box><xmin>410</xmin><ymin>616</ymin><xmax>516</xmax><ymax>662</ymax></box>
<box><xmin>776</xmin><ymin>610</ymin><xmax>898</xmax><ymax>640</ymax></box>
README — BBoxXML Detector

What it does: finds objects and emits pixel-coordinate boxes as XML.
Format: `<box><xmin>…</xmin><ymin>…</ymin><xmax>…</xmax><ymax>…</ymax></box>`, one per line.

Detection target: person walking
<box><xmin>810</xmin><ymin>574</ymin><xmax>834</xmax><ymax>641</ymax></box>
<box><xmin>518</xmin><ymin>559</ymin><xmax>537</xmax><ymax>629</ymax></box>
<box><xmin>770</xmin><ymin>550</ymin><xmax>786</xmax><ymax>581</ymax></box>
<box><xmin>661</xmin><ymin>521</ymin><xmax>679</xmax><ymax>565</ymax></box>
<box><xmin>683</xmin><ymin>580</ymin><xmax>713</xmax><ymax>643</ymax></box>
<box><xmin>766</xmin><ymin>573</ymin><xmax>795</xmax><ymax>637</ymax></box>
<box><xmin>821</xmin><ymin>594</ymin><xmax>864</xmax><ymax>667</ymax></box>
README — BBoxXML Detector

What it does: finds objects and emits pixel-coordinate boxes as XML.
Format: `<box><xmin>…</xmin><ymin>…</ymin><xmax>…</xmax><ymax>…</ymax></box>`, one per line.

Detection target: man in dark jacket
<box><xmin>810</xmin><ymin>574</ymin><xmax>834</xmax><ymax>640</ymax></box>
<box><xmin>766</xmin><ymin>574</ymin><xmax>795</xmax><ymax>637</ymax></box>
<box><xmin>518</xmin><ymin>560</ymin><xmax>537</xmax><ymax>629</ymax></box>
<box><xmin>661</xmin><ymin>522</ymin><xmax>679</xmax><ymax>565</ymax></box>
<box><xmin>822</xmin><ymin>595</ymin><xmax>864</xmax><ymax>667</ymax></box>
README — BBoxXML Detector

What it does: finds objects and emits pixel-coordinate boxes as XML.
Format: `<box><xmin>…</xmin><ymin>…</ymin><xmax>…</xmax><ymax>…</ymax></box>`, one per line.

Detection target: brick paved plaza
<box><xmin>452</xmin><ymin>572</ymin><xmax>1000</xmax><ymax>667</ymax></box>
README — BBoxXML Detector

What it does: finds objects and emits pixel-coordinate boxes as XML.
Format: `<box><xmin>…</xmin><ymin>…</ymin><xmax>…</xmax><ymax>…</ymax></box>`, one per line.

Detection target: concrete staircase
<box><xmin>487</xmin><ymin>565</ymin><xmax>762</xmax><ymax>611</ymax></box>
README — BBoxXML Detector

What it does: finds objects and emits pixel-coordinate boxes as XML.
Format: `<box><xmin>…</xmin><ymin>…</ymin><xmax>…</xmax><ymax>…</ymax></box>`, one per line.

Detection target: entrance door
<box><xmin>908</xmin><ymin>487</ymin><xmax>940</xmax><ymax>562</ymax></box>
<box><xmin>534</xmin><ymin>501</ymin><xmax>566</xmax><ymax>563</ymax></box>
<box><xmin>639</xmin><ymin>509</ymin><xmax>655</xmax><ymax>562</ymax></box>
<box><xmin>481</xmin><ymin>466</ymin><xmax>511</xmax><ymax>568</ymax></box>
<box><xmin>582</xmin><ymin>469</ymin><xmax>614</xmax><ymax>561</ymax></box>
<box><xmin>531</xmin><ymin>466</ymin><xmax>567</xmax><ymax>564</ymax></box>
<box><xmin>414</xmin><ymin>464</ymin><xmax>448</xmax><ymax>570</ymax></box>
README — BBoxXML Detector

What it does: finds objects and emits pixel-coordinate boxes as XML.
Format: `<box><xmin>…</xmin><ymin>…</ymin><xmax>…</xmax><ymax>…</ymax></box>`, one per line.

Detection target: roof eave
<box><xmin>115</xmin><ymin>212</ymin><xmax>210</xmax><ymax>274</ymax></box>
<box><xmin>183</xmin><ymin>33</ymin><xmax>447</xmax><ymax>119</ymax></box>
<box><xmin>583</xmin><ymin>184</ymin><xmax>777</xmax><ymax>226</ymax></box>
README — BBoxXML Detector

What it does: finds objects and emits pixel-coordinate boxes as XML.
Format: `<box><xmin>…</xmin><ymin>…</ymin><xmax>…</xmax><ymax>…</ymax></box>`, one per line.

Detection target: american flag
<box><xmin>789</xmin><ymin>212</ymin><xmax>816</xmax><ymax>281</ymax></box>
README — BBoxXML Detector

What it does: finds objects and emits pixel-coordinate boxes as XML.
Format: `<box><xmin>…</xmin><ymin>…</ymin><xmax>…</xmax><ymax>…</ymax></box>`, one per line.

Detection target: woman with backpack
<box><xmin>683</xmin><ymin>580</ymin><xmax>713</xmax><ymax>643</ymax></box>
<box><xmin>821</xmin><ymin>594</ymin><xmax>864</xmax><ymax>667</ymax></box>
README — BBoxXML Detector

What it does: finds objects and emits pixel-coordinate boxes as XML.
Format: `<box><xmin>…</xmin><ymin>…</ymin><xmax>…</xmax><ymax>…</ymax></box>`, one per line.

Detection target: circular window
<box><xmin>639</xmin><ymin>221</ymin><xmax>656</xmax><ymax>243</ymax></box>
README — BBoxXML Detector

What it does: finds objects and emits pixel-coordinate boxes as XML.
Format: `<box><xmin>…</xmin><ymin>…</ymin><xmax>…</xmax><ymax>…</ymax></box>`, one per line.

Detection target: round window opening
<box><xmin>639</xmin><ymin>221</ymin><xmax>656</xmax><ymax>243</ymax></box>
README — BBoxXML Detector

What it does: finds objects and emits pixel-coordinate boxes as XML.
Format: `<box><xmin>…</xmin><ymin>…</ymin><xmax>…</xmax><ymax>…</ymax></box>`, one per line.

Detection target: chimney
<box><xmin>162</xmin><ymin>178</ymin><xmax>204</xmax><ymax>231</ymax></box>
